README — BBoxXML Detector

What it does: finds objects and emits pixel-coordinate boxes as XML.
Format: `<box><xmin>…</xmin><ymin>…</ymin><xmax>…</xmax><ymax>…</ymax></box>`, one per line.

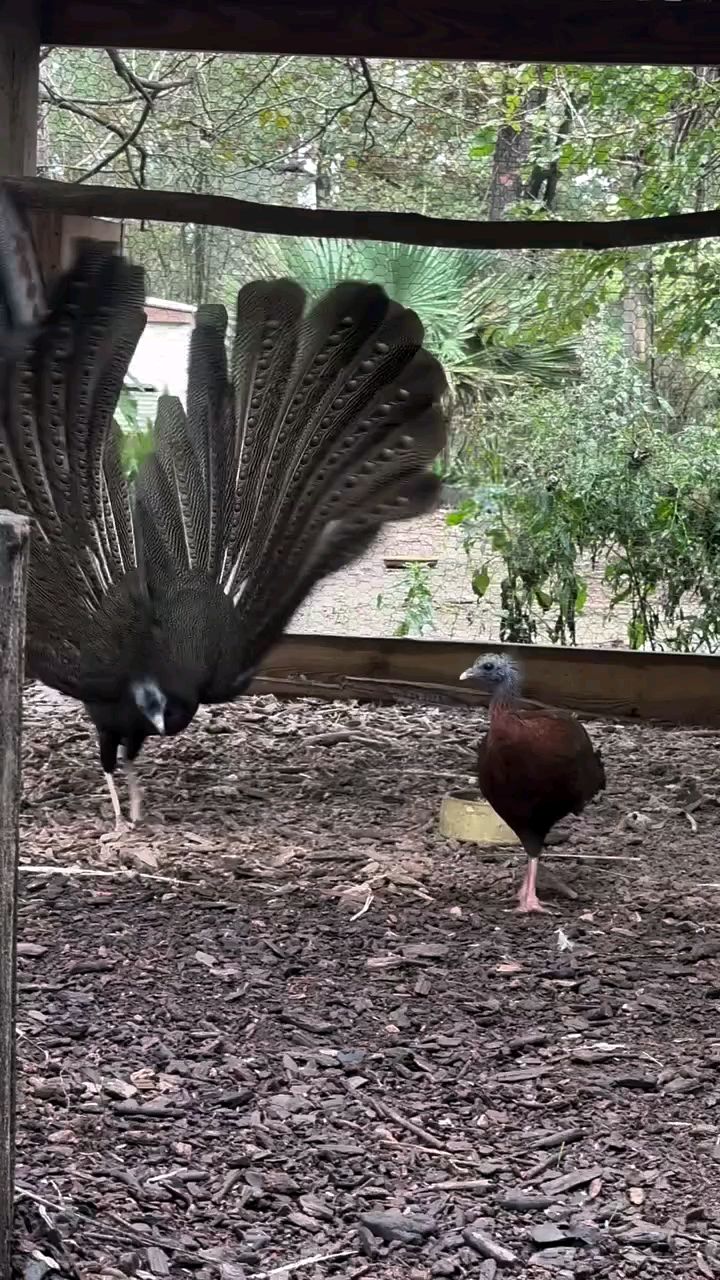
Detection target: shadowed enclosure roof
<box><xmin>41</xmin><ymin>0</ymin><xmax>720</xmax><ymax>65</ymax></box>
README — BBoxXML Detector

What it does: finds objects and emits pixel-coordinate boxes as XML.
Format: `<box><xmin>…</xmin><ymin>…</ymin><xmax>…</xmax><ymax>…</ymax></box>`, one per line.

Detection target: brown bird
<box><xmin>459</xmin><ymin>652</ymin><xmax>605</xmax><ymax>913</ymax></box>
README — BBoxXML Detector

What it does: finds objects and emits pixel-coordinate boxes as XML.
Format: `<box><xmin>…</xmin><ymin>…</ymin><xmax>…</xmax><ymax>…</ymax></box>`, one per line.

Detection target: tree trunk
<box><xmin>487</xmin><ymin>73</ymin><xmax>545</xmax><ymax>220</ymax></box>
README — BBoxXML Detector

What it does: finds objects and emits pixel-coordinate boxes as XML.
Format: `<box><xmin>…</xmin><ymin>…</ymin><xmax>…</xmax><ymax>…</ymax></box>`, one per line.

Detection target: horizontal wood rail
<box><xmin>252</xmin><ymin>633</ymin><xmax>720</xmax><ymax>727</ymax></box>
<box><xmin>7</xmin><ymin>177</ymin><xmax>720</xmax><ymax>253</ymax></box>
<box><xmin>42</xmin><ymin>0</ymin><xmax>720</xmax><ymax>66</ymax></box>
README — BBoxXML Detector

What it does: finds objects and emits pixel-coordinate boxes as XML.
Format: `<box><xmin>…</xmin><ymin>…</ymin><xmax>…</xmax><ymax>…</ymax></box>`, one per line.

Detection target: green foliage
<box><xmin>39</xmin><ymin>52</ymin><xmax>720</xmax><ymax>649</ymax></box>
<box><xmin>40</xmin><ymin>51</ymin><xmax>720</xmax><ymax>359</ymax></box>
<box><xmin>448</xmin><ymin>335</ymin><xmax>720</xmax><ymax>652</ymax></box>
<box><xmin>471</xmin><ymin>565</ymin><xmax>490</xmax><ymax>599</ymax></box>
<box><xmin>116</xmin><ymin>388</ymin><xmax>155</xmax><ymax>481</ymax></box>
<box><xmin>377</xmin><ymin>563</ymin><xmax>436</xmax><ymax>637</ymax></box>
<box><xmin>120</xmin><ymin>421</ymin><xmax>155</xmax><ymax>481</ymax></box>
<box><xmin>393</xmin><ymin>564</ymin><xmax>436</xmax><ymax>638</ymax></box>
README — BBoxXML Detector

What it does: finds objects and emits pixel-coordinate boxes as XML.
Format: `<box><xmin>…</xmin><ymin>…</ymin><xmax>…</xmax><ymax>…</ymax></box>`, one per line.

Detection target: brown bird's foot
<box><xmin>516</xmin><ymin>858</ymin><xmax>551</xmax><ymax>914</ymax></box>
<box><xmin>516</xmin><ymin>894</ymin><xmax>550</xmax><ymax>914</ymax></box>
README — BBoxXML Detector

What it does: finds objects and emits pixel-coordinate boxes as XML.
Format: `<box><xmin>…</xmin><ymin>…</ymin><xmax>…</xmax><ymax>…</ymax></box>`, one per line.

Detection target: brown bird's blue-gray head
<box><xmin>459</xmin><ymin>652</ymin><xmax>520</xmax><ymax>698</ymax></box>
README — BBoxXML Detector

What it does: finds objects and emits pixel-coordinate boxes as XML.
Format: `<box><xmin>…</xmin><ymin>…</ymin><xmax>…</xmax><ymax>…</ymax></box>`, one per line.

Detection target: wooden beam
<box><xmin>6</xmin><ymin>176</ymin><xmax>720</xmax><ymax>252</ymax></box>
<box><xmin>40</xmin><ymin>0</ymin><xmax>720</xmax><ymax>65</ymax></box>
<box><xmin>0</xmin><ymin>512</ymin><xmax>29</xmax><ymax>1280</ymax></box>
<box><xmin>0</xmin><ymin>0</ymin><xmax>39</xmax><ymax>178</ymax></box>
<box><xmin>252</xmin><ymin>633</ymin><xmax>720</xmax><ymax>727</ymax></box>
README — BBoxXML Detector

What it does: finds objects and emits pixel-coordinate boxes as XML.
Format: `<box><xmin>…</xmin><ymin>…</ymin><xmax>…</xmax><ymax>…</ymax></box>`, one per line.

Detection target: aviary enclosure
<box><xmin>2</xmin><ymin>2</ymin><xmax>720</xmax><ymax>1276</ymax></box>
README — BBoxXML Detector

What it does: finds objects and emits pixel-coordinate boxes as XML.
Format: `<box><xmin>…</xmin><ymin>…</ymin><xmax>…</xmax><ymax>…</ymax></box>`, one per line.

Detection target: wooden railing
<box><xmin>255</xmin><ymin>633</ymin><xmax>720</xmax><ymax>728</ymax></box>
<box><xmin>7</xmin><ymin>176</ymin><xmax>720</xmax><ymax>253</ymax></box>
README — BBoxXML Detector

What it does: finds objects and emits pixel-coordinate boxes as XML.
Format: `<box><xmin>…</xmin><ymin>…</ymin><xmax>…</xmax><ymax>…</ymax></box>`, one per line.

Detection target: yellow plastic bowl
<box><xmin>439</xmin><ymin>789</ymin><xmax>519</xmax><ymax>845</ymax></box>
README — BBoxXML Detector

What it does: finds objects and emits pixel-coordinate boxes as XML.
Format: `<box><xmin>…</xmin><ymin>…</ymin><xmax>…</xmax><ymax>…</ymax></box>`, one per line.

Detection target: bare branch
<box><xmin>42</xmin><ymin>48</ymin><xmax>212</xmax><ymax>186</ymax></box>
<box><xmin>40</xmin><ymin>79</ymin><xmax>150</xmax><ymax>187</ymax></box>
<box><xmin>105</xmin><ymin>48</ymin><xmax>198</xmax><ymax>101</ymax></box>
<box><xmin>78</xmin><ymin>99</ymin><xmax>152</xmax><ymax>185</ymax></box>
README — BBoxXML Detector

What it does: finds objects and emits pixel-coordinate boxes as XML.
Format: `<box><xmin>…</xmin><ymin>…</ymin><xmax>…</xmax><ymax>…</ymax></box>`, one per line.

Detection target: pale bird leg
<box><xmin>125</xmin><ymin>762</ymin><xmax>142</xmax><ymax>826</ymax></box>
<box><xmin>104</xmin><ymin>772</ymin><xmax>124</xmax><ymax>830</ymax></box>
<box><xmin>516</xmin><ymin>856</ymin><xmax>550</xmax><ymax>914</ymax></box>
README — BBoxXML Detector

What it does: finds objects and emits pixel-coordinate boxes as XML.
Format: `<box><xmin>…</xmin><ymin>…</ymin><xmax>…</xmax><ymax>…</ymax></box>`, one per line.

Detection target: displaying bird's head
<box><xmin>131</xmin><ymin>679</ymin><xmax>197</xmax><ymax>737</ymax></box>
<box><xmin>459</xmin><ymin>652</ymin><xmax>520</xmax><ymax>699</ymax></box>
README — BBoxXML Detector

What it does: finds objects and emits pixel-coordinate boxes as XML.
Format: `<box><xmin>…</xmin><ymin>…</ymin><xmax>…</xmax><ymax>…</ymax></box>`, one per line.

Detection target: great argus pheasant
<box><xmin>0</xmin><ymin>186</ymin><xmax>449</xmax><ymax>829</ymax></box>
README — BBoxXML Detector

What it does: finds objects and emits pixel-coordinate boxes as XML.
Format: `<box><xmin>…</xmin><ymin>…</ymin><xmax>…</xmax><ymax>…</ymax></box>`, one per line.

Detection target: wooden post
<box><xmin>0</xmin><ymin>512</ymin><xmax>29</xmax><ymax>1280</ymax></box>
<box><xmin>0</xmin><ymin>0</ymin><xmax>39</xmax><ymax>178</ymax></box>
<box><xmin>0</xmin><ymin>8</ymin><xmax>37</xmax><ymax>1267</ymax></box>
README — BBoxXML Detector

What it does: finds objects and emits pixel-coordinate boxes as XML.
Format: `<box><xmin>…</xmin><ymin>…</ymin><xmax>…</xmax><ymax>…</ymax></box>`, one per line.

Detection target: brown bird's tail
<box><xmin>134</xmin><ymin>278</ymin><xmax>449</xmax><ymax>698</ymax></box>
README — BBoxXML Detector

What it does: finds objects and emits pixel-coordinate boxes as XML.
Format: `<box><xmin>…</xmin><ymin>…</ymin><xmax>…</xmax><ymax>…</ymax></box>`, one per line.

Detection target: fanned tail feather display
<box><xmin>0</xmin><ymin>178</ymin><xmax>448</xmax><ymax>769</ymax></box>
<box><xmin>134</xmin><ymin>278</ymin><xmax>448</xmax><ymax>695</ymax></box>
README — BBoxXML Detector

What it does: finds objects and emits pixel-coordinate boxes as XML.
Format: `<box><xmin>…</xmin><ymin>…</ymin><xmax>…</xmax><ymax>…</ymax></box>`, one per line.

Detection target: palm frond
<box><xmin>243</xmin><ymin>236</ymin><xmax>578</xmax><ymax>396</ymax></box>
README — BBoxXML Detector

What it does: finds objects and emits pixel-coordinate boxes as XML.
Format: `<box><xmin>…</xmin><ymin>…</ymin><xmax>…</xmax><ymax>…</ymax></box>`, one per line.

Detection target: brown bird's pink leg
<box><xmin>516</xmin><ymin>857</ymin><xmax>549</xmax><ymax>914</ymax></box>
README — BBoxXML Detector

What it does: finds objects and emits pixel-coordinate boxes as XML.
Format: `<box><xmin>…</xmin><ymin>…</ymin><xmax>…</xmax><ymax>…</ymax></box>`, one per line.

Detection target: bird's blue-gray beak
<box><xmin>459</xmin><ymin>667</ymin><xmax>473</xmax><ymax>682</ymax></box>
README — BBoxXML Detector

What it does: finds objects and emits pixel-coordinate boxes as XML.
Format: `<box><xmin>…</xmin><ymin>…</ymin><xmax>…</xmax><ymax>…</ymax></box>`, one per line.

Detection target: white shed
<box><xmin>127</xmin><ymin>297</ymin><xmax>196</xmax><ymax>420</ymax></box>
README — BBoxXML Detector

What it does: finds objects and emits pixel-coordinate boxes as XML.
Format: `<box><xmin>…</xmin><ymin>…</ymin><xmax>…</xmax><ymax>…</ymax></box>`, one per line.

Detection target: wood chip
<box><xmin>542</xmin><ymin>1165</ymin><xmax>605</xmax><ymax>1195</ymax></box>
<box><xmin>530</xmin><ymin>1127</ymin><xmax>585</xmax><ymax>1151</ymax></box>
<box><xmin>462</xmin><ymin>1227</ymin><xmax>517</xmax><ymax>1265</ymax></box>
<box><xmin>146</xmin><ymin>1246</ymin><xmax>170</xmax><ymax>1276</ymax></box>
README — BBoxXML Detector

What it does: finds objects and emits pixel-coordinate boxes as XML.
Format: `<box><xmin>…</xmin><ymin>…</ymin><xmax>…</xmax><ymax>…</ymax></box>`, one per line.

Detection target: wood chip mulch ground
<box><xmin>11</xmin><ymin>684</ymin><xmax>720</xmax><ymax>1279</ymax></box>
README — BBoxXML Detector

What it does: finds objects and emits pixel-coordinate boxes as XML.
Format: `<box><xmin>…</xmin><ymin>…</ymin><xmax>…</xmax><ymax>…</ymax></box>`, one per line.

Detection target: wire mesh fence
<box><xmin>40</xmin><ymin>48</ymin><xmax>720</xmax><ymax>653</ymax></box>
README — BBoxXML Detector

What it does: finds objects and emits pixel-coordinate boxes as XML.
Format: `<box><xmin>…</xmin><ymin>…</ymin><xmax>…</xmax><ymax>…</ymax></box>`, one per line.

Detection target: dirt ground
<box><xmin>11</xmin><ymin>685</ymin><xmax>720</xmax><ymax>1280</ymax></box>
